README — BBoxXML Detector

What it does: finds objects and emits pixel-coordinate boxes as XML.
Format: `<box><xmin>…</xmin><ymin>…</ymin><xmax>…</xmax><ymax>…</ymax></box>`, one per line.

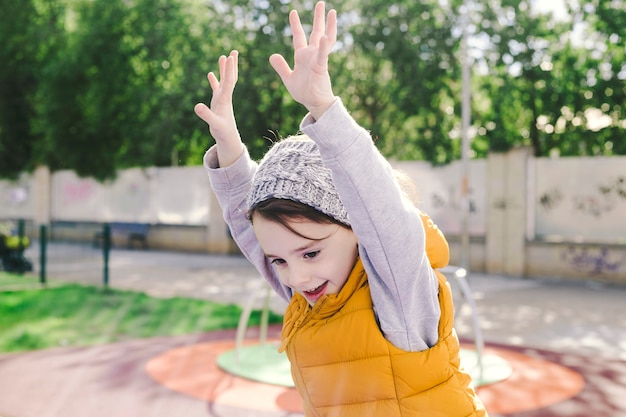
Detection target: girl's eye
<box><xmin>304</xmin><ymin>251</ymin><xmax>319</xmax><ymax>260</ymax></box>
<box><xmin>271</xmin><ymin>258</ymin><xmax>286</xmax><ymax>266</ymax></box>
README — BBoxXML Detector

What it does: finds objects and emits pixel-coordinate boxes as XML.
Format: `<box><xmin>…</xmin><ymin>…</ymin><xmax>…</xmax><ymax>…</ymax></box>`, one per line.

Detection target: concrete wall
<box><xmin>483</xmin><ymin>147</ymin><xmax>531</xmax><ymax>276</ymax></box>
<box><xmin>1</xmin><ymin>150</ymin><xmax>625</xmax><ymax>283</ymax></box>
<box><xmin>526</xmin><ymin>241</ymin><xmax>626</xmax><ymax>285</ymax></box>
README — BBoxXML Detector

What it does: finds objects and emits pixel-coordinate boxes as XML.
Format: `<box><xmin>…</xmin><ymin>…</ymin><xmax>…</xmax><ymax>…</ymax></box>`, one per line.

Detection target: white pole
<box><xmin>460</xmin><ymin>0</ymin><xmax>471</xmax><ymax>271</ymax></box>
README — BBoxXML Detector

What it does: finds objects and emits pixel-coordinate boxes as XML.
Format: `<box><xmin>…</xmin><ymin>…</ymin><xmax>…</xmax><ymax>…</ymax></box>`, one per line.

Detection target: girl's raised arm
<box><xmin>269</xmin><ymin>1</ymin><xmax>337</xmax><ymax>121</ymax></box>
<box><xmin>194</xmin><ymin>50</ymin><xmax>244</xmax><ymax>168</ymax></box>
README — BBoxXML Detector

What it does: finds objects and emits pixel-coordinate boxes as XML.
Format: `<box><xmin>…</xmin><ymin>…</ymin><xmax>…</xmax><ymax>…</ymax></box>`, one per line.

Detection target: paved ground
<box><xmin>0</xmin><ymin>245</ymin><xmax>625</xmax><ymax>416</ymax></box>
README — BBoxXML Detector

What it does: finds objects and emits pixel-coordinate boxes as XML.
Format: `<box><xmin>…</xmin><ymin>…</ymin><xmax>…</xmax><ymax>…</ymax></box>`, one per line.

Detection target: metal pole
<box><xmin>17</xmin><ymin>219</ymin><xmax>25</xmax><ymax>252</ymax></box>
<box><xmin>460</xmin><ymin>0</ymin><xmax>472</xmax><ymax>272</ymax></box>
<box><xmin>39</xmin><ymin>224</ymin><xmax>47</xmax><ymax>286</ymax></box>
<box><xmin>103</xmin><ymin>223</ymin><xmax>111</xmax><ymax>288</ymax></box>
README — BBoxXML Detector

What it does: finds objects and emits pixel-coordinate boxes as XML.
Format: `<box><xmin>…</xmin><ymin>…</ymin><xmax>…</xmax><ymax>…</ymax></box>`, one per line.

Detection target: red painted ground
<box><xmin>146</xmin><ymin>340</ymin><xmax>585</xmax><ymax>415</ymax></box>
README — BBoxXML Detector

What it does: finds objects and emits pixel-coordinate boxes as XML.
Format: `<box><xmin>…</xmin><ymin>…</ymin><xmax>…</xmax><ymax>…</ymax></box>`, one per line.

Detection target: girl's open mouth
<box><xmin>303</xmin><ymin>281</ymin><xmax>328</xmax><ymax>303</ymax></box>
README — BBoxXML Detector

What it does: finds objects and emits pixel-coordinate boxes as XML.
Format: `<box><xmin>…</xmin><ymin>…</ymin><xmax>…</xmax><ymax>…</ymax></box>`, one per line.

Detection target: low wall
<box><xmin>35</xmin><ymin>221</ymin><xmax>238</xmax><ymax>254</ymax></box>
<box><xmin>447</xmin><ymin>235</ymin><xmax>626</xmax><ymax>283</ymax></box>
<box><xmin>446</xmin><ymin>236</ymin><xmax>486</xmax><ymax>273</ymax></box>
<box><xmin>148</xmin><ymin>224</ymin><xmax>238</xmax><ymax>253</ymax></box>
<box><xmin>526</xmin><ymin>241</ymin><xmax>626</xmax><ymax>284</ymax></box>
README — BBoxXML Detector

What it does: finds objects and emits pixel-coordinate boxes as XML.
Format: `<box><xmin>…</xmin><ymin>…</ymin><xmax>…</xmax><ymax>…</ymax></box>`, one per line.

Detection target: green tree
<box><xmin>0</xmin><ymin>0</ymin><xmax>55</xmax><ymax>178</ymax></box>
<box><xmin>473</xmin><ymin>0</ymin><xmax>568</xmax><ymax>156</ymax></box>
<box><xmin>31</xmin><ymin>0</ymin><xmax>223</xmax><ymax>179</ymax></box>
<box><xmin>474</xmin><ymin>0</ymin><xmax>625</xmax><ymax>157</ymax></box>
<box><xmin>2</xmin><ymin>0</ymin><xmax>623</xmax><ymax>181</ymax></box>
<box><xmin>119</xmin><ymin>0</ymin><xmax>216</xmax><ymax>168</ymax></box>
<box><xmin>576</xmin><ymin>0</ymin><xmax>625</xmax><ymax>155</ymax></box>
<box><xmin>343</xmin><ymin>0</ymin><xmax>462</xmax><ymax>164</ymax></box>
<box><xmin>33</xmin><ymin>0</ymin><xmax>143</xmax><ymax>179</ymax></box>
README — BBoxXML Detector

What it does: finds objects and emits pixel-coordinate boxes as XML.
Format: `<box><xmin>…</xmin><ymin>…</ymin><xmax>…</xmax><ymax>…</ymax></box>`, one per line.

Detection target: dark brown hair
<box><xmin>249</xmin><ymin>198</ymin><xmax>350</xmax><ymax>239</ymax></box>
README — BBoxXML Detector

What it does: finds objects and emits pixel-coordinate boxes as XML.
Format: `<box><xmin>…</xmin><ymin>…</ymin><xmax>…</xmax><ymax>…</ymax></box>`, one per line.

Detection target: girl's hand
<box><xmin>194</xmin><ymin>50</ymin><xmax>244</xmax><ymax>167</ymax></box>
<box><xmin>269</xmin><ymin>1</ymin><xmax>337</xmax><ymax>121</ymax></box>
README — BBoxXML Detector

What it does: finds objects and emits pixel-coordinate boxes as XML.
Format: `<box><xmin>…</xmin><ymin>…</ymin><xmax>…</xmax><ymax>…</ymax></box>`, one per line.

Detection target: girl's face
<box><xmin>252</xmin><ymin>214</ymin><xmax>358</xmax><ymax>306</ymax></box>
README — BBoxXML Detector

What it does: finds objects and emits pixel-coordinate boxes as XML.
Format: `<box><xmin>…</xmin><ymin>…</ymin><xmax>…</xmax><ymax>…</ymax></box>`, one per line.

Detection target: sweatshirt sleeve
<box><xmin>203</xmin><ymin>146</ymin><xmax>293</xmax><ymax>302</ymax></box>
<box><xmin>301</xmin><ymin>99</ymin><xmax>441</xmax><ymax>352</ymax></box>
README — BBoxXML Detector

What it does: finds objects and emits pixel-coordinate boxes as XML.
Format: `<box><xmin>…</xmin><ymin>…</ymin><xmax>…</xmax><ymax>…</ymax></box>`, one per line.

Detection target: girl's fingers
<box><xmin>308</xmin><ymin>1</ymin><xmax>326</xmax><ymax>47</ymax></box>
<box><xmin>229</xmin><ymin>50</ymin><xmax>239</xmax><ymax>82</ymax></box>
<box><xmin>269</xmin><ymin>53</ymin><xmax>292</xmax><ymax>81</ymax></box>
<box><xmin>290</xmin><ymin>10</ymin><xmax>307</xmax><ymax>50</ymax></box>
<box><xmin>193</xmin><ymin>103</ymin><xmax>213</xmax><ymax>124</ymax></box>
<box><xmin>207</xmin><ymin>72</ymin><xmax>219</xmax><ymax>91</ymax></box>
<box><xmin>209</xmin><ymin>50</ymin><xmax>239</xmax><ymax>94</ymax></box>
<box><xmin>291</xmin><ymin>2</ymin><xmax>336</xmax><ymax>53</ymax></box>
<box><xmin>218</xmin><ymin>54</ymin><xmax>227</xmax><ymax>79</ymax></box>
<box><xmin>325</xmin><ymin>9</ymin><xmax>337</xmax><ymax>47</ymax></box>
<box><xmin>309</xmin><ymin>1</ymin><xmax>326</xmax><ymax>46</ymax></box>
<box><xmin>222</xmin><ymin>50</ymin><xmax>238</xmax><ymax>85</ymax></box>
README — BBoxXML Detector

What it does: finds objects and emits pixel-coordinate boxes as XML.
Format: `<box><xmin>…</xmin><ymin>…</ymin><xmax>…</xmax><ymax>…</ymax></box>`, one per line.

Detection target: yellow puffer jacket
<box><xmin>279</xmin><ymin>214</ymin><xmax>487</xmax><ymax>417</ymax></box>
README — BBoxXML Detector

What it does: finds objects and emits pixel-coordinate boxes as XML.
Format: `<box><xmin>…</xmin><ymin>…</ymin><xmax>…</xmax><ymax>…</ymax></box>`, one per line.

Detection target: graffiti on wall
<box><xmin>47</xmin><ymin>167</ymin><xmax>210</xmax><ymax>225</ymax></box>
<box><xmin>61</xmin><ymin>181</ymin><xmax>95</xmax><ymax>205</ymax></box>
<box><xmin>539</xmin><ymin>176</ymin><xmax>625</xmax><ymax>217</ymax></box>
<box><xmin>8</xmin><ymin>187</ymin><xmax>29</xmax><ymax>204</ymax></box>
<box><xmin>538</xmin><ymin>188</ymin><xmax>563</xmax><ymax>211</ymax></box>
<box><xmin>561</xmin><ymin>245</ymin><xmax>624</xmax><ymax>275</ymax></box>
<box><xmin>431</xmin><ymin>186</ymin><xmax>478</xmax><ymax>214</ymax></box>
<box><xmin>0</xmin><ymin>176</ymin><xmax>33</xmax><ymax>218</ymax></box>
<box><xmin>535</xmin><ymin>162</ymin><xmax>626</xmax><ymax>242</ymax></box>
<box><xmin>573</xmin><ymin>176</ymin><xmax>625</xmax><ymax>217</ymax></box>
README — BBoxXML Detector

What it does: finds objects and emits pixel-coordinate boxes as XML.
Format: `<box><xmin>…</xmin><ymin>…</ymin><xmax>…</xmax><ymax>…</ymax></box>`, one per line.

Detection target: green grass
<box><xmin>0</xmin><ymin>271</ymin><xmax>283</xmax><ymax>353</ymax></box>
<box><xmin>0</xmin><ymin>271</ymin><xmax>44</xmax><ymax>290</ymax></box>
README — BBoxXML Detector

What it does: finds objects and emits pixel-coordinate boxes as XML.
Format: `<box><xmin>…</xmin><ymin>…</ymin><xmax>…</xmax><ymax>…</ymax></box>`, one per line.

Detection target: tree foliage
<box><xmin>341</xmin><ymin>0</ymin><xmax>462</xmax><ymax>164</ymax></box>
<box><xmin>0</xmin><ymin>0</ymin><xmax>623</xmax><ymax>180</ymax></box>
<box><xmin>0</xmin><ymin>0</ymin><xmax>44</xmax><ymax>179</ymax></box>
<box><xmin>474</xmin><ymin>0</ymin><xmax>625</xmax><ymax>156</ymax></box>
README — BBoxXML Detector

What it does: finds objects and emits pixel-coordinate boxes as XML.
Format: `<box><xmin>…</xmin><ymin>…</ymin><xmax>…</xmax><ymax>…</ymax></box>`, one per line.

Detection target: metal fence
<box><xmin>0</xmin><ymin>220</ymin><xmax>108</xmax><ymax>287</ymax></box>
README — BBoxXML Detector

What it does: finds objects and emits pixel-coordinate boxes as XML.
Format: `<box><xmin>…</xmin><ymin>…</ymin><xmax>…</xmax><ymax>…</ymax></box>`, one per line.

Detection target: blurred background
<box><xmin>0</xmin><ymin>0</ymin><xmax>625</xmax><ymax>284</ymax></box>
<box><xmin>0</xmin><ymin>0</ymin><xmax>623</xmax><ymax>179</ymax></box>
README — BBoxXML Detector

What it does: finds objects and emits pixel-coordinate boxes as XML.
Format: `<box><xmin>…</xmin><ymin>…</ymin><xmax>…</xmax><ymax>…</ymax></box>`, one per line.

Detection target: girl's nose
<box><xmin>287</xmin><ymin>265</ymin><xmax>312</xmax><ymax>289</ymax></box>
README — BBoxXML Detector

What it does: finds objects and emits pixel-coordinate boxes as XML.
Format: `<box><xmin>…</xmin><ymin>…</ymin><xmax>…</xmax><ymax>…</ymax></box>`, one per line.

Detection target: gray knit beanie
<box><xmin>247</xmin><ymin>136</ymin><xmax>350</xmax><ymax>226</ymax></box>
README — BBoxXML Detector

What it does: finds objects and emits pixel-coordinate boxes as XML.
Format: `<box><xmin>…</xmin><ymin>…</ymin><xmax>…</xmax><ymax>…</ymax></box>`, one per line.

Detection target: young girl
<box><xmin>194</xmin><ymin>2</ymin><xmax>487</xmax><ymax>416</ymax></box>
